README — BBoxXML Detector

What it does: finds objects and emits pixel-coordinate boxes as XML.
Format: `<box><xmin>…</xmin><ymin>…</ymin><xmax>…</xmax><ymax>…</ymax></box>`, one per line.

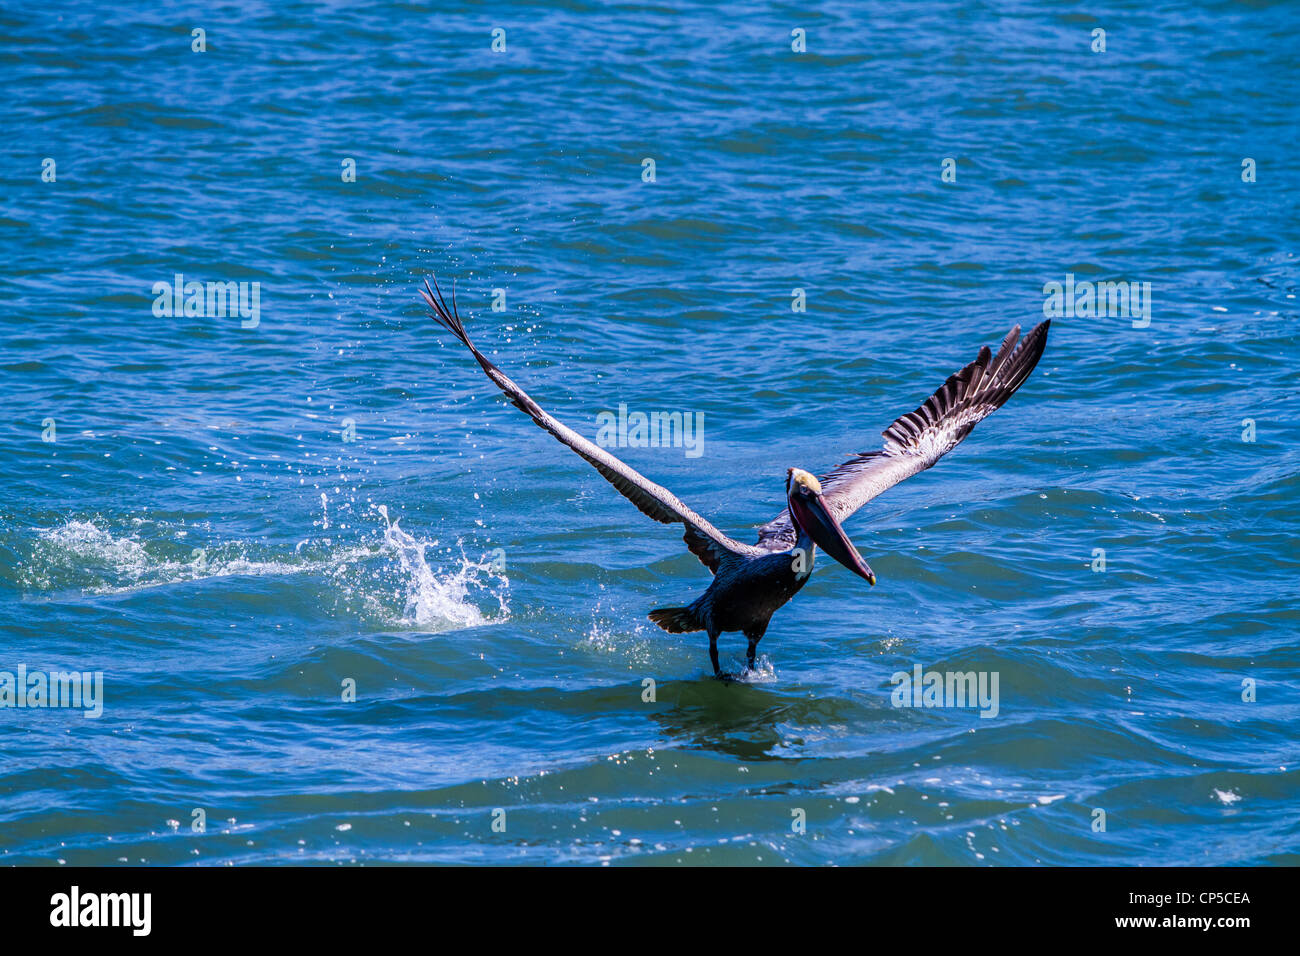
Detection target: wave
<box><xmin>10</xmin><ymin>507</ymin><xmax>509</xmax><ymax>633</ymax></box>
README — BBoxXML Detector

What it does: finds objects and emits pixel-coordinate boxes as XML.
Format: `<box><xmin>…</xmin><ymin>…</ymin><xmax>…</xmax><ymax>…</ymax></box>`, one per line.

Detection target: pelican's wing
<box><xmin>422</xmin><ymin>279</ymin><xmax>757</xmax><ymax>573</ymax></box>
<box><xmin>756</xmin><ymin>320</ymin><xmax>1050</xmax><ymax>549</ymax></box>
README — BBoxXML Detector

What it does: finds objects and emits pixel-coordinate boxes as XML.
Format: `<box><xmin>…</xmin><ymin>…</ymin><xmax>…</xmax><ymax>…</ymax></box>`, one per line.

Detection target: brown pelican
<box><xmin>421</xmin><ymin>278</ymin><xmax>1049</xmax><ymax>678</ymax></box>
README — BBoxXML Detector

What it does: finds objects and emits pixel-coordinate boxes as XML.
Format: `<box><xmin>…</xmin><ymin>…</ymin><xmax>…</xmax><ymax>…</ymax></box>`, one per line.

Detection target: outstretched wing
<box><xmin>755</xmin><ymin>320</ymin><xmax>1050</xmax><ymax>549</ymax></box>
<box><xmin>421</xmin><ymin>278</ymin><xmax>757</xmax><ymax>573</ymax></box>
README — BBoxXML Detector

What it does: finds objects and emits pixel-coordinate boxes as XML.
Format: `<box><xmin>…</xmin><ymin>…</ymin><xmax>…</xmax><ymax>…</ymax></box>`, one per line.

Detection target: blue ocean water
<box><xmin>1</xmin><ymin>1</ymin><xmax>1298</xmax><ymax>865</ymax></box>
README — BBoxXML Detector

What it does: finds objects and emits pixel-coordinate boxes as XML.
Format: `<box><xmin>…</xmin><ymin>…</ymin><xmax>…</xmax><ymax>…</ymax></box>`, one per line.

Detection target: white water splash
<box><xmin>22</xmin><ymin>519</ymin><xmax>330</xmax><ymax>593</ymax></box>
<box><xmin>376</xmin><ymin>505</ymin><xmax>509</xmax><ymax>628</ymax></box>
<box><xmin>731</xmin><ymin>655</ymin><xmax>776</xmax><ymax>683</ymax></box>
<box><xmin>20</xmin><ymin>512</ymin><xmax>510</xmax><ymax>632</ymax></box>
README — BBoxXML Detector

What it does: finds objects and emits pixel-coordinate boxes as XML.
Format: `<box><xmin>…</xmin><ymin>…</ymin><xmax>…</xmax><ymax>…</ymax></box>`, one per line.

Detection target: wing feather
<box><xmin>421</xmin><ymin>278</ymin><xmax>755</xmax><ymax>573</ymax></box>
<box><xmin>755</xmin><ymin>320</ymin><xmax>1050</xmax><ymax>549</ymax></box>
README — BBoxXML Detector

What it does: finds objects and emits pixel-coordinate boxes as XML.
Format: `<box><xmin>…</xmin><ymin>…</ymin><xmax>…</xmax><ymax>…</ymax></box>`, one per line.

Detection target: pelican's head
<box><xmin>786</xmin><ymin>467</ymin><xmax>876</xmax><ymax>586</ymax></box>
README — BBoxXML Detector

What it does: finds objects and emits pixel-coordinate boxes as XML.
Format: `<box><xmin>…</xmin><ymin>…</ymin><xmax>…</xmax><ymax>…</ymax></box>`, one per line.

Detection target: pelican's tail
<box><xmin>648</xmin><ymin>606</ymin><xmax>703</xmax><ymax>633</ymax></box>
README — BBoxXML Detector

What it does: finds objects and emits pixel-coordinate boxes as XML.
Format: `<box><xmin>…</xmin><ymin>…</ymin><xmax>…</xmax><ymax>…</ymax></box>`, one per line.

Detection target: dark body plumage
<box><xmin>421</xmin><ymin>277</ymin><xmax>1050</xmax><ymax>677</ymax></box>
<box><xmin>651</xmin><ymin>538</ymin><xmax>817</xmax><ymax>674</ymax></box>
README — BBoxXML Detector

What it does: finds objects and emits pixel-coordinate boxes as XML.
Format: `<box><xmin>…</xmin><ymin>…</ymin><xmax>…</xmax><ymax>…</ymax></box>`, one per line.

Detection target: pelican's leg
<box><xmin>708</xmin><ymin>631</ymin><xmax>722</xmax><ymax>678</ymax></box>
<box><xmin>743</xmin><ymin>623</ymin><xmax>767</xmax><ymax>673</ymax></box>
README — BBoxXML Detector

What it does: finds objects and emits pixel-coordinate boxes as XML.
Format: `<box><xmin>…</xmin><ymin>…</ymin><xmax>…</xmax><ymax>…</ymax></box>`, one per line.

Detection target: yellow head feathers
<box><xmin>787</xmin><ymin>467</ymin><xmax>822</xmax><ymax>495</ymax></box>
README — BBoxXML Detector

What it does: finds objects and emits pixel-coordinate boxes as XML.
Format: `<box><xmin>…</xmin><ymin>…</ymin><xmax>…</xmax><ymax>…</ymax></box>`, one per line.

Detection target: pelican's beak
<box><xmin>789</xmin><ymin>484</ymin><xmax>876</xmax><ymax>586</ymax></box>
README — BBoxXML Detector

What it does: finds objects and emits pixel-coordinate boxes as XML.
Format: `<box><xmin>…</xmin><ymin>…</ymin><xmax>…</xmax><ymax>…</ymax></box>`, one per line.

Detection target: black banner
<box><xmin>0</xmin><ymin>865</ymin><xmax>1275</xmax><ymax>942</ymax></box>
